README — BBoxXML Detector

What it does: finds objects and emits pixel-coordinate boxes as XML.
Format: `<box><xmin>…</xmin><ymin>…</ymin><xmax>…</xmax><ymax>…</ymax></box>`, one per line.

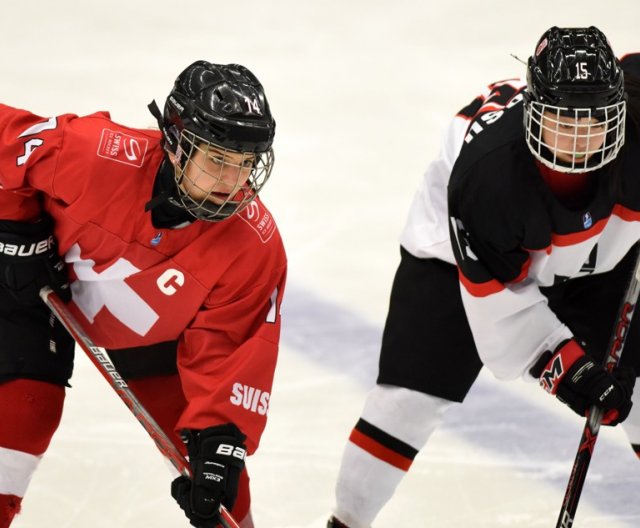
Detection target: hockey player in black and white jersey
<box><xmin>328</xmin><ymin>27</ymin><xmax>640</xmax><ymax>527</ymax></box>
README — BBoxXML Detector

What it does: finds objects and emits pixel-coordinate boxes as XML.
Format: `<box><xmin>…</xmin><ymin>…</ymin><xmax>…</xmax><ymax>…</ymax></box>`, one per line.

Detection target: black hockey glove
<box><xmin>531</xmin><ymin>339</ymin><xmax>636</xmax><ymax>426</ymax></box>
<box><xmin>171</xmin><ymin>424</ymin><xmax>247</xmax><ymax>528</ymax></box>
<box><xmin>0</xmin><ymin>216</ymin><xmax>70</xmax><ymax>306</ymax></box>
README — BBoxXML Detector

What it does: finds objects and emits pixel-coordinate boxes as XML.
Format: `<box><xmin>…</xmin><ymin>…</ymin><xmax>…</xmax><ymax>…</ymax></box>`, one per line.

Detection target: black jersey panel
<box><xmin>448</xmin><ymin>81</ymin><xmax>640</xmax><ymax>292</ymax></box>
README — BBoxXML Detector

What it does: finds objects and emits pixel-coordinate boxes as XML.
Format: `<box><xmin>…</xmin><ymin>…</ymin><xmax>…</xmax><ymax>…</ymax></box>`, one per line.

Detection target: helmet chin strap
<box><xmin>148</xmin><ymin>100</ymin><xmax>179</xmax><ymax>153</ymax></box>
<box><xmin>147</xmin><ymin>100</ymin><xmax>164</xmax><ymax>129</ymax></box>
<box><xmin>145</xmin><ymin>158</ymin><xmax>194</xmax><ymax>228</ymax></box>
<box><xmin>144</xmin><ymin>188</ymin><xmax>170</xmax><ymax>212</ymax></box>
<box><xmin>144</xmin><ymin>100</ymin><xmax>184</xmax><ymax>214</ymax></box>
<box><xmin>148</xmin><ymin>100</ymin><xmax>164</xmax><ymax>128</ymax></box>
<box><xmin>144</xmin><ymin>157</ymin><xmax>176</xmax><ymax>213</ymax></box>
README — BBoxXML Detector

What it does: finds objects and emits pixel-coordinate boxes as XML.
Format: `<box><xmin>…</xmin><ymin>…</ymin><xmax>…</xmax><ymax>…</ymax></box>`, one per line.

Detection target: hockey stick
<box><xmin>555</xmin><ymin>248</ymin><xmax>640</xmax><ymax>528</ymax></box>
<box><xmin>39</xmin><ymin>287</ymin><xmax>240</xmax><ymax>528</ymax></box>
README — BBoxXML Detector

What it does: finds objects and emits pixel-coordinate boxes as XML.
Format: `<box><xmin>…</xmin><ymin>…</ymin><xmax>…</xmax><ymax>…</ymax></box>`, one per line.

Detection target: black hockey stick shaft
<box><xmin>40</xmin><ymin>287</ymin><xmax>240</xmax><ymax>528</ymax></box>
<box><xmin>555</xmin><ymin>249</ymin><xmax>640</xmax><ymax>528</ymax></box>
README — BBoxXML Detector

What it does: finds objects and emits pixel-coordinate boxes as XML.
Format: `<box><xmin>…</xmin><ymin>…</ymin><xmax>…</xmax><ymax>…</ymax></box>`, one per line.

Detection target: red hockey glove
<box><xmin>0</xmin><ymin>216</ymin><xmax>70</xmax><ymax>305</ymax></box>
<box><xmin>531</xmin><ymin>339</ymin><xmax>636</xmax><ymax>426</ymax></box>
<box><xmin>171</xmin><ymin>424</ymin><xmax>246</xmax><ymax>528</ymax></box>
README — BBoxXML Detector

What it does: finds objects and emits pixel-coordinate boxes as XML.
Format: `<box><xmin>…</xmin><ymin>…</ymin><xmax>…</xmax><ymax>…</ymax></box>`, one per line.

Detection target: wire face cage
<box><xmin>524</xmin><ymin>100</ymin><xmax>626</xmax><ymax>173</ymax></box>
<box><xmin>173</xmin><ymin>129</ymin><xmax>274</xmax><ymax>221</ymax></box>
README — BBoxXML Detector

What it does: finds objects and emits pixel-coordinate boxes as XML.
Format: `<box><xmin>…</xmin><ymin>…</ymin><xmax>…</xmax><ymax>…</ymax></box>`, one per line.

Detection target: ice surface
<box><xmin>3</xmin><ymin>1</ymin><xmax>640</xmax><ymax>526</ymax></box>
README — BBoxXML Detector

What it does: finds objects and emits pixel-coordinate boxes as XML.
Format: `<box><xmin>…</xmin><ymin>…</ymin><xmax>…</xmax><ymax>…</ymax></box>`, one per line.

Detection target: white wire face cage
<box><xmin>524</xmin><ymin>100</ymin><xmax>626</xmax><ymax>173</ymax></box>
<box><xmin>172</xmin><ymin>129</ymin><xmax>274</xmax><ymax>221</ymax></box>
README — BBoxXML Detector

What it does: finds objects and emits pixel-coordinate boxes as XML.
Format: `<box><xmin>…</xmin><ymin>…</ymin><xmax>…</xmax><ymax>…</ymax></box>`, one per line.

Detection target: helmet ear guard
<box><xmin>524</xmin><ymin>26</ymin><xmax>626</xmax><ymax>173</ymax></box>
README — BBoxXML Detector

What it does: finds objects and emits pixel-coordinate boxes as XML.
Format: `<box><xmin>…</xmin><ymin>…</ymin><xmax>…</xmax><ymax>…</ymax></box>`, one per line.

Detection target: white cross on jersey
<box><xmin>65</xmin><ymin>244</ymin><xmax>159</xmax><ymax>336</ymax></box>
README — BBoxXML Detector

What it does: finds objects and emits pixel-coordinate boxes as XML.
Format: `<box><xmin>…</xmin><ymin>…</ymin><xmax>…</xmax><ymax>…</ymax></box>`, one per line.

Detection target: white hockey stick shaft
<box><xmin>40</xmin><ymin>287</ymin><xmax>239</xmax><ymax>528</ymax></box>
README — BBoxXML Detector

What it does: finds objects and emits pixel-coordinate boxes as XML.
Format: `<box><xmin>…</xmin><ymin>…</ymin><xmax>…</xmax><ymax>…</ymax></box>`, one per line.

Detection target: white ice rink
<box><xmin>3</xmin><ymin>1</ymin><xmax>640</xmax><ymax>526</ymax></box>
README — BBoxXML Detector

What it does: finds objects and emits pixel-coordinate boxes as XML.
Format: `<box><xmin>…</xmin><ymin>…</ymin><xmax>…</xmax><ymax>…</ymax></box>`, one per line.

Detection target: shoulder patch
<box><xmin>97</xmin><ymin>128</ymin><xmax>148</xmax><ymax>167</ymax></box>
<box><xmin>239</xmin><ymin>200</ymin><xmax>277</xmax><ymax>243</ymax></box>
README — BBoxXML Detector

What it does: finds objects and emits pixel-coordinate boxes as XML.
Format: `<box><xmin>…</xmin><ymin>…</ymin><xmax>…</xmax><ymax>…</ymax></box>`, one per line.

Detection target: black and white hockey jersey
<box><xmin>400</xmin><ymin>65</ymin><xmax>640</xmax><ymax>381</ymax></box>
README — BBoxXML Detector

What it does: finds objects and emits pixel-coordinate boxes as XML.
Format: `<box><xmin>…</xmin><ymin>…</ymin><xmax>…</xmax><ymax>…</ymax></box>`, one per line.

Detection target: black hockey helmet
<box><xmin>526</xmin><ymin>26</ymin><xmax>624</xmax><ymax>109</ymax></box>
<box><xmin>148</xmin><ymin>61</ymin><xmax>275</xmax><ymax>222</ymax></box>
<box><xmin>162</xmin><ymin>60</ymin><xmax>275</xmax><ymax>154</ymax></box>
<box><xmin>524</xmin><ymin>27</ymin><xmax>626</xmax><ymax>173</ymax></box>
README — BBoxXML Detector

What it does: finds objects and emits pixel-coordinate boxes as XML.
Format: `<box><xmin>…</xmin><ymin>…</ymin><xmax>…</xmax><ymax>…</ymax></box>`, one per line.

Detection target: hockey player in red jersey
<box><xmin>328</xmin><ymin>28</ymin><xmax>640</xmax><ymax>527</ymax></box>
<box><xmin>0</xmin><ymin>60</ymin><xmax>286</xmax><ymax>528</ymax></box>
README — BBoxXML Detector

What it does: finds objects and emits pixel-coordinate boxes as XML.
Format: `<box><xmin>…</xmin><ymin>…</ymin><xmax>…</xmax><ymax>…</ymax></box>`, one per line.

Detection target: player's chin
<box><xmin>555</xmin><ymin>153</ymin><xmax>587</xmax><ymax>164</ymax></box>
<box><xmin>571</xmin><ymin>153</ymin><xmax>592</xmax><ymax>163</ymax></box>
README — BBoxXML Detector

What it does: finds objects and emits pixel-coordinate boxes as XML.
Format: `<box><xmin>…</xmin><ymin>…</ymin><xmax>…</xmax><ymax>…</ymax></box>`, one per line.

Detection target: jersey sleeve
<box><xmin>400</xmin><ymin>79</ymin><xmax>526</xmax><ymax>263</ymax></box>
<box><xmin>175</xmin><ymin>256</ymin><xmax>287</xmax><ymax>454</ymax></box>
<box><xmin>0</xmin><ymin>104</ymin><xmax>72</xmax><ymax>220</ymax></box>
<box><xmin>448</xmin><ymin>156</ymin><xmax>572</xmax><ymax>381</ymax></box>
<box><xmin>399</xmin><ymin>114</ymin><xmax>470</xmax><ymax>263</ymax></box>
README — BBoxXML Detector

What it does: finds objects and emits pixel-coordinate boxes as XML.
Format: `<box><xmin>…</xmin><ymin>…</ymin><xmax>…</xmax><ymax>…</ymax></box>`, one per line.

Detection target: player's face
<box><xmin>179</xmin><ymin>144</ymin><xmax>255</xmax><ymax>205</ymax></box>
<box><xmin>540</xmin><ymin>112</ymin><xmax>607</xmax><ymax>164</ymax></box>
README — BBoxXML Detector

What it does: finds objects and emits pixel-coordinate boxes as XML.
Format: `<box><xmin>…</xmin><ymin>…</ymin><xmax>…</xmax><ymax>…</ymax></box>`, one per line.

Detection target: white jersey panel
<box><xmin>399</xmin><ymin>116</ymin><xmax>470</xmax><ymax>264</ymax></box>
<box><xmin>529</xmin><ymin>216</ymin><xmax>640</xmax><ymax>287</ymax></box>
<box><xmin>463</xmin><ymin>219</ymin><xmax>640</xmax><ymax>380</ymax></box>
<box><xmin>588</xmin><ymin>215</ymin><xmax>640</xmax><ymax>272</ymax></box>
<box><xmin>460</xmin><ymin>280</ymin><xmax>573</xmax><ymax>381</ymax></box>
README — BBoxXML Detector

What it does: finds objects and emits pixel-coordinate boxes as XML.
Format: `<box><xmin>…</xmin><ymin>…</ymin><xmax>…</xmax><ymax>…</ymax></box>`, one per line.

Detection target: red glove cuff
<box><xmin>538</xmin><ymin>340</ymin><xmax>585</xmax><ymax>395</ymax></box>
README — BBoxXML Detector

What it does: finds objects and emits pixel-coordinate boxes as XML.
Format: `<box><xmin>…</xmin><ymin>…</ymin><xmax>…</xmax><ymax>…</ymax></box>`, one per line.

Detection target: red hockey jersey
<box><xmin>0</xmin><ymin>104</ymin><xmax>287</xmax><ymax>453</ymax></box>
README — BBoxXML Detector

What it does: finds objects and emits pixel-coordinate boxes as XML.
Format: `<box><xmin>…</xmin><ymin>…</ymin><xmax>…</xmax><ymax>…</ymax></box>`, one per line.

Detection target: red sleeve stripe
<box><xmin>477</xmin><ymin>104</ymin><xmax>505</xmax><ymax>113</ymax></box>
<box><xmin>551</xmin><ymin>217</ymin><xmax>608</xmax><ymax>246</ymax></box>
<box><xmin>457</xmin><ymin>268</ymin><xmax>505</xmax><ymax>297</ymax></box>
<box><xmin>458</xmin><ymin>256</ymin><xmax>530</xmax><ymax>296</ymax></box>
<box><xmin>459</xmin><ymin>204</ymin><xmax>640</xmax><ymax>297</ymax></box>
<box><xmin>613</xmin><ymin>204</ymin><xmax>640</xmax><ymax>221</ymax></box>
<box><xmin>509</xmin><ymin>255</ymin><xmax>532</xmax><ymax>284</ymax></box>
<box><xmin>348</xmin><ymin>428</ymin><xmax>414</xmax><ymax>471</ymax></box>
<box><xmin>552</xmin><ymin>205</ymin><xmax>640</xmax><ymax>247</ymax></box>
<box><xmin>455</xmin><ymin>112</ymin><xmax>473</xmax><ymax>121</ymax></box>
<box><xmin>524</xmin><ymin>245</ymin><xmax>553</xmax><ymax>255</ymax></box>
